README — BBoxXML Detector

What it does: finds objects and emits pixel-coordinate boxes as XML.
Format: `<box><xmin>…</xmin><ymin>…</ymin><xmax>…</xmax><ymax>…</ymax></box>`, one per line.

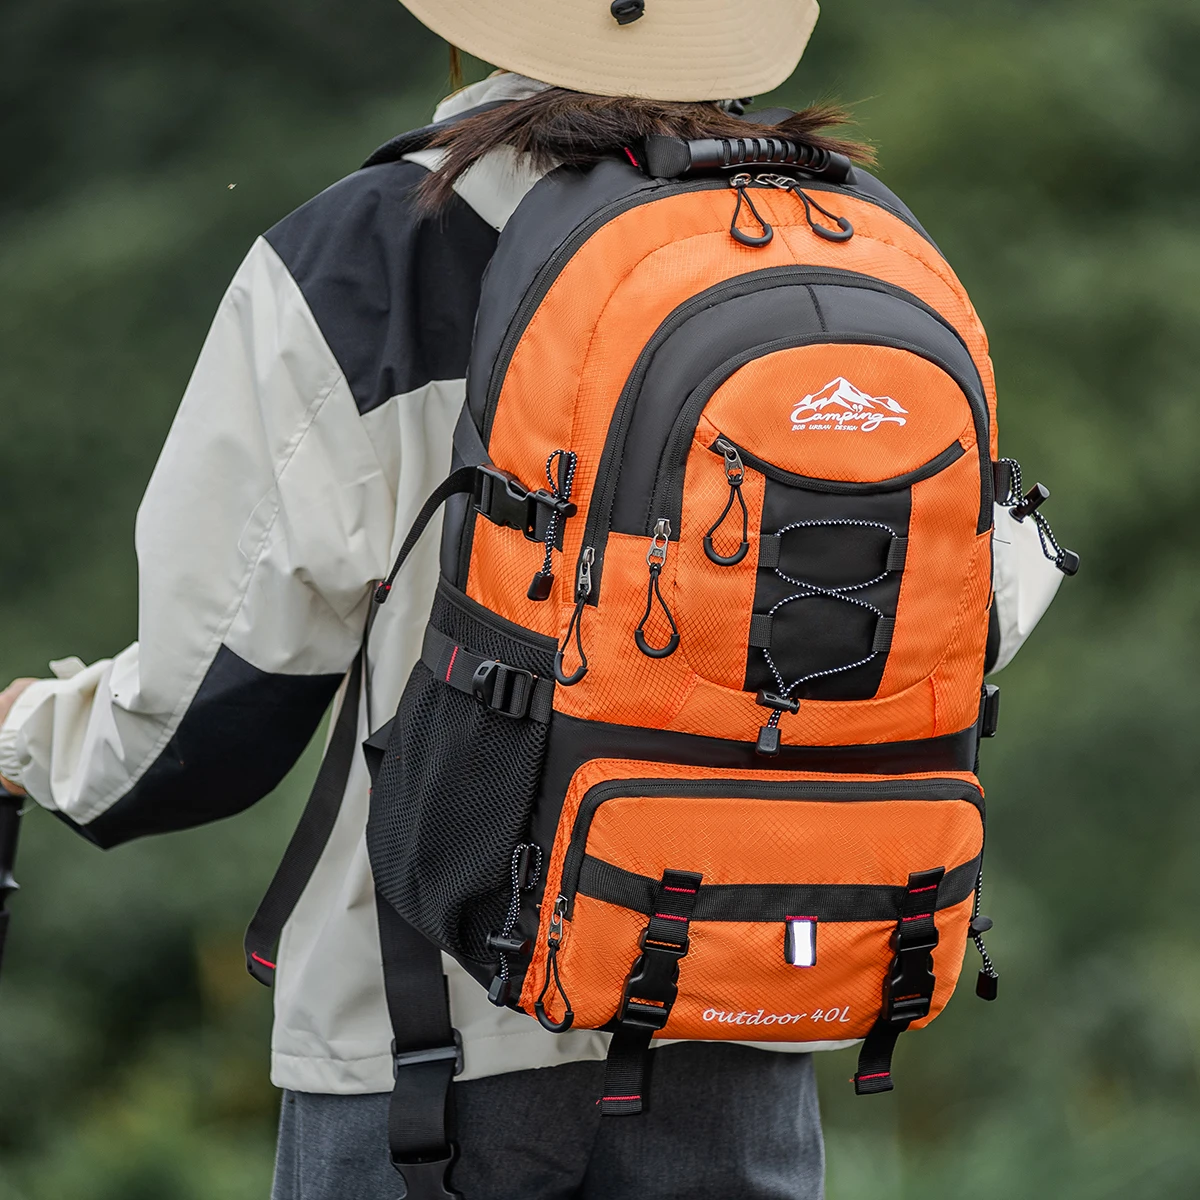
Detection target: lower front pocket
<box><xmin>520</xmin><ymin>761</ymin><xmax>984</xmax><ymax>1041</ymax></box>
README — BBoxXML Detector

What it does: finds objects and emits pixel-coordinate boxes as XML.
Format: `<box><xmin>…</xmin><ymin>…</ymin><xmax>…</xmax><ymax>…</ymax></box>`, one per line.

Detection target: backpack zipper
<box><xmin>481</xmin><ymin>184</ymin><xmax>943</xmax><ymax>444</ymax></box>
<box><xmin>642</xmin><ymin>334</ymin><xmax>990</xmax><ymax>564</ymax></box>
<box><xmin>572</xmin><ymin>271</ymin><xmax>985</xmax><ymax>610</ymax></box>
<box><xmin>708</xmin><ymin>435</ymin><xmax>967</xmax><ymax>495</ymax></box>
<box><xmin>557</xmin><ymin>776</ymin><xmax>984</xmax><ymax>918</ymax></box>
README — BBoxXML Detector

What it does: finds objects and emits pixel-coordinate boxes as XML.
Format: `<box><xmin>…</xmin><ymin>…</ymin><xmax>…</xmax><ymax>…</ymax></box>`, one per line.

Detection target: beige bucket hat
<box><xmin>398</xmin><ymin>0</ymin><xmax>820</xmax><ymax>102</ymax></box>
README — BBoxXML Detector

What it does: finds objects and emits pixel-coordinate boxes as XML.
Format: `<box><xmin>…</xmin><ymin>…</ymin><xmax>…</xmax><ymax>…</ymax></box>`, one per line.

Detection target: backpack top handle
<box><xmin>642</xmin><ymin>134</ymin><xmax>854</xmax><ymax>184</ymax></box>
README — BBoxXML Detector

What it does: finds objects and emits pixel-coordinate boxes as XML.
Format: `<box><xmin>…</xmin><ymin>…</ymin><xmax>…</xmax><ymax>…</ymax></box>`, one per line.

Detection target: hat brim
<box><xmin>399</xmin><ymin>0</ymin><xmax>819</xmax><ymax>102</ymax></box>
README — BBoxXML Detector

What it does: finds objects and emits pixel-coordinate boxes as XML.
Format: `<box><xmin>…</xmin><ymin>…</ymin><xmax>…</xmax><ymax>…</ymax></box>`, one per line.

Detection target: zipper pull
<box><xmin>704</xmin><ymin>438</ymin><xmax>750</xmax><ymax>566</ymax></box>
<box><xmin>534</xmin><ymin>895</ymin><xmax>575</xmax><ymax>1032</ymax></box>
<box><xmin>634</xmin><ymin>519</ymin><xmax>680</xmax><ymax>659</ymax></box>
<box><xmin>728</xmin><ymin>172</ymin><xmax>773</xmax><ymax>248</ymax></box>
<box><xmin>971</xmin><ymin>914</ymin><xmax>999</xmax><ymax>1001</ymax></box>
<box><xmin>527</xmin><ymin>448</ymin><xmax>579</xmax><ymax>601</ymax></box>
<box><xmin>759</xmin><ymin>172</ymin><xmax>853</xmax><ymax>242</ymax></box>
<box><xmin>554</xmin><ymin>547</ymin><xmax>593</xmax><ymax>685</ymax></box>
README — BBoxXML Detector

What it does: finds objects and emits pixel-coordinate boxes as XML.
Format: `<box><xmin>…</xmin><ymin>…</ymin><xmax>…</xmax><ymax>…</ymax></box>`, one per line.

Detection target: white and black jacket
<box><xmin>1</xmin><ymin>74</ymin><xmax>1056</xmax><ymax>1094</ymax></box>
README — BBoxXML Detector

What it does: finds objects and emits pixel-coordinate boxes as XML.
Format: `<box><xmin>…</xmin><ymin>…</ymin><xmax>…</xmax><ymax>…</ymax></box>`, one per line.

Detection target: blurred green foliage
<box><xmin>1</xmin><ymin>0</ymin><xmax>1197</xmax><ymax>1196</ymax></box>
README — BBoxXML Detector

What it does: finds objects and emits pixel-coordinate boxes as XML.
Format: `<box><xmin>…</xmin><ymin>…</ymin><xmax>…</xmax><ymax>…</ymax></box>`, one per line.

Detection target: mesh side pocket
<box><xmin>367</xmin><ymin>585</ymin><xmax>555</xmax><ymax>967</ymax></box>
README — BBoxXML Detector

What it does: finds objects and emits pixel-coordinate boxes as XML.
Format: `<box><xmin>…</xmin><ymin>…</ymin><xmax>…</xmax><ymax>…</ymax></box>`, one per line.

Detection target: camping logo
<box><xmin>790</xmin><ymin>377</ymin><xmax>908</xmax><ymax>433</ymax></box>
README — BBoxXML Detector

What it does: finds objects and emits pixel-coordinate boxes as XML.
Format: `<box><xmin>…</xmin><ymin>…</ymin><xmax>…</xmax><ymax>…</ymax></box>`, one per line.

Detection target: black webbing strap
<box><xmin>244</xmin><ymin>653</ymin><xmax>364</xmax><ymax>986</ymax></box>
<box><xmin>420</xmin><ymin>625</ymin><xmax>555</xmax><ymax>723</ymax></box>
<box><xmin>854</xmin><ymin>866</ymin><xmax>945</xmax><ymax>1095</ymax></box>
<box><xmin>601</xmin><ymin>869</ymin><xmax>702</xmax><ymax>1116</ymax></box>
<box><xmin>374</xmin><ymin>467</ymin><xmax>478</xmax><ymax>603</ymax></box>
<box><xmin>376</xmin><ymin>894</ymin><xmax>463</xmax><ymax>1199</ymax></box>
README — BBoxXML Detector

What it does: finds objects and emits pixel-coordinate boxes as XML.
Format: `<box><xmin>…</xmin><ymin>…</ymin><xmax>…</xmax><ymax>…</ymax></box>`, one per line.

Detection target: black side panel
<box><xmin>83</xmin><ymin>647</ymin><xmax>343</xmax><ymax>848</ymax></box>
<box><xmin>465</xmin><ymin>159</ymin><xmax>657</xmax><ymax>432</ymax></box>
<box><xmin>265</xmin><ymin>161</ymin><xmax>499</xmax><ymax>416</ymax></box>
<box><xmin>746</xmin><ymin>483</ymin><xmax>912</xmax><ymax>700</ymax></box>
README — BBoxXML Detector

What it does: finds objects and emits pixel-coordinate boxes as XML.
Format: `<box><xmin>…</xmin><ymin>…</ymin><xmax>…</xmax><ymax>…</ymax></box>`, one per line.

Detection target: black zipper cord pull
<box><xmin>634</xmin><ymin>519</ymin><xmax>680</xmax><ymax>658</ymax></box>
<box><xmin>528</xmin><ymin>449</ymin><xmax>578</xmax><ymax>601</ymax></box>
<box><xmin>554</xmin><ymin>547</ymin><xmax>593</xmax><ymax>685</ymax></box>
<box><xmin>795</xmin><ymin>187</ymin><xmax>854</xmax><ymax>242</ymax></box>
<box><xmin>728</xmin><ymin>172</ymin><xmax>774</xmax><ymax>248</ymax></box>
<box><xmin>760</xmin><ymin>174</ymin><xmax>853</xmax><ymax>243</ymax></box>
<box><xmin>704</xmin><ymin>438</ymin><xmax>750</xmax><ymax>565</ymax></box>
<box><xmin>999</xmin><ymin>457</ymin><xmax>1080</xmax><ymax>576</ymax></box>
<box><xmin>534</xmin><ymin>896</ymin><xmax>575</xmax><ymax>1032</ymax></box>
<box><xmin>970</xmin><ymin>867</ymin><xmax>999</xmax><ymax>1001</ymax></box>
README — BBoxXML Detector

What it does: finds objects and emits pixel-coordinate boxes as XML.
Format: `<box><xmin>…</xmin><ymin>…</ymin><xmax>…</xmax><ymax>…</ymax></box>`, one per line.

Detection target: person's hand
<box><xmin>0</xmin><ymin>679</ymin><xmax>35</xmax><ymax>795</ymax></box>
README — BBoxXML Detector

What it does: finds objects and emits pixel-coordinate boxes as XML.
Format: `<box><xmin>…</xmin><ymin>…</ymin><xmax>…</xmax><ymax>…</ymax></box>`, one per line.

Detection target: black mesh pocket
<box><xmin>367</xmin><ymin>583</ymin><xmax>556</xmax><ymax>967</ymax></box>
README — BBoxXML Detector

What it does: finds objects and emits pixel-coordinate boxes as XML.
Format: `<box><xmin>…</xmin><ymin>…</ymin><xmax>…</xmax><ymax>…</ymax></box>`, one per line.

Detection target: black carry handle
<box><xmin>643</xmin><ymin>135</ymin><xmax>854</xmax><ymax>184</ymax></box>
<box><xmin>0</xmin><ymin>784</ymin><xmax>24</xmax><ymax>984</ymax></box>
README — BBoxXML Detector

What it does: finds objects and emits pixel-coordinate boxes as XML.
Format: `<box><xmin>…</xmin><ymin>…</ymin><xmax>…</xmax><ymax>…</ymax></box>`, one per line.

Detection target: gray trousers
<box><xmin>272</xmin><ymin>1043</ymin><xmax>824</xmax><ymax>1200</ymax></box>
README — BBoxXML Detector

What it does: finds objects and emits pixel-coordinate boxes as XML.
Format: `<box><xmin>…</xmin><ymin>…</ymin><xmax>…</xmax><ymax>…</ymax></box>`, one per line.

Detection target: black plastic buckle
<box><xmin>980</xmin><ymin>683</ymin><xmax>1000</xmax><ymax>738</ymax></box>
<box><xmin>471</xmin><ymin>660</ymin><xmax>536</xmax><ymax>719</ymax></box>
<box><xmin>883</xmin><ymin>934</ymin><xmax>939</xmax><ymax>1024</ymax></box>
<box><xmin>617</xmin><ymin>943</ymin><xmax>685</xmax><ymax>1031</ymax></box>
<box><xmin>756</xmin><ymin>690</ymin><xmax>800</xmax><ymax>714</ymax></box>
<box><xmin>391</xmin><ymin>1152</ymin><xmax>461</xmax><ymax>1199</ymax></box>
<box><xmin>473</xmin><ymin>466</ymin><xmax>576</xmax><ymax>545</ymax></box>
<box><xmin>392</xmin><ymin>1030</ymin><xmax>464</xmax><ymax>1079</ymax></box>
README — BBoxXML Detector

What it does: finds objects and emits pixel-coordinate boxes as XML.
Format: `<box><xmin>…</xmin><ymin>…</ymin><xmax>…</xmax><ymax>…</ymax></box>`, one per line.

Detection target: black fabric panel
<box><xmin>746</xmin><ymin>482</ymin><xmax>912</xmax><ymax>700</ymax></box>
<box><xmin>811</xmin><ymin>286</ymin><xmax>981</xmax><ymax>394</ymax></box>
<box><xmin>577</xmin><ymin>853</ymin><xmax>981</xmax><ymax>923</ymax></box>
<box><xmin>610</xmin><ymin>283</ymin><xmax>824</xmax><ymax>536</ymax></box>
<box><xmin>265</xmin><ymin>160</ymin><xmax>499</xmax><ymax>415</ymax></box>
<box><xmin>82</xmin><ymin>646</ymin><xmax>343</xmax><ymax>849</ymax></box>
<box><xmin>466</xmin><ymin>159</ymin><xmax>658</xmax><ymax>432</ymax></box>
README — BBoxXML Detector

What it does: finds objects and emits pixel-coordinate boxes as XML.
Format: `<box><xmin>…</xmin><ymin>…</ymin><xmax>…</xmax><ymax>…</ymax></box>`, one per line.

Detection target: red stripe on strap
<box><xmin>250</xmin><ymin>952</ymin><xmax>276</xmax><ymax>970</ymax></box>
<box><xmin>445</xmin><ymin>645</ymin><xmax>459</xmax><ymax>683</ymax></box>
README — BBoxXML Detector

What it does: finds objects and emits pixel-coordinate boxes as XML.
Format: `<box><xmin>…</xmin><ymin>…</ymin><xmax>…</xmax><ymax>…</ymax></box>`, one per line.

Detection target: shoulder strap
<box><xmin>243</xmin><ymin>651</ymin><xmax>365</xmax><ymax>984</ymax></box>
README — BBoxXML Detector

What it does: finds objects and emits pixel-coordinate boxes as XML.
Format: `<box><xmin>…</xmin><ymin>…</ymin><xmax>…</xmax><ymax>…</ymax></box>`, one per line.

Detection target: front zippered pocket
<box><xmin>648</xmin><ymin>334</ymin><xmax>989</xmax><ymax>544</ymax></box>
<box><xmin>576</xmin><ymin>273</ymin><xmax>990</xmax><ymax>608</ymax></box>
<box><xmin>522</xmin><ymin>761</ymin><xmax>984</xmax><ymax>1037</ymax></box>
<box><xmin>709</xmin><ymin>434</ymin><xmax>966</xmax><ymax>496</ymax></box>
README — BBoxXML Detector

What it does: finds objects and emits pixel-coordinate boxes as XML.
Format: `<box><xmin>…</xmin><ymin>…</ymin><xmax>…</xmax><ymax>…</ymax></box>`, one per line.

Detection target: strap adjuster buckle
<box><xmin>471</xmin><ymin>660</ymin><xmax>536</xmax><ymax>719</ymax></box>
<box><xmin>473</xmin><ymin>466</ymin><xmax>577</xmax><ymax>545</ymax></box>
<box><xmin>391</xmin><ymin>1030</ymin><xmax>464</xmax><ymax>1079</ymax></box>
<box><xmin>883</xmin><ymin>937</ymin><xmax>939</xmax><ymax>1024</ymax></box>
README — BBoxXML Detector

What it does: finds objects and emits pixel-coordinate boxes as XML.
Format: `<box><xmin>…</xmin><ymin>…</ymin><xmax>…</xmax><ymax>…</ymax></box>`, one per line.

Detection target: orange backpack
<box><xmin>367</xmin><ymin>133</ymin><xmax>1013</xmax><ymax>1112</ymax></box>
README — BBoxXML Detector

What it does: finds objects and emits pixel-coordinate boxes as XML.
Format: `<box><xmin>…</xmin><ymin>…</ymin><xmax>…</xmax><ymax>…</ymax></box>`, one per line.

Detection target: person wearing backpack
<box><xmin>0</xmin><ymin>2</ymin><xmax>1078</xmax><ymax>1198</ymax></box>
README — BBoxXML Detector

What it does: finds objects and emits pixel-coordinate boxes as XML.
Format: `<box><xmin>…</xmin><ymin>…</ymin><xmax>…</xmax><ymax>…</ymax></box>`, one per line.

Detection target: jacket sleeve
<box><xmin>0</xmin><ymin>236</ymin><xmax>398</xmax><ymax>846</ymax></box>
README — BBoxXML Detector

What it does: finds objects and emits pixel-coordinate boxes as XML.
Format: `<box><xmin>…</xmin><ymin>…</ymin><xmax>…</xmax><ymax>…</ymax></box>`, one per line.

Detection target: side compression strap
<box><xmin>377</xmin><ymin>895</ymin><xmax>464</xmax><ymax>1200</ymax></box>
<box><xmin>374</xmin><ymin>467</ymin><xmax>478</xmax><ymax>603</ymax></box>
<box><xmin>854</xmin><ymin>866</ymin><xmax>945</xmax><ymax>1095</ymax></box>
<box><xmin>602</xmin><ymin>869</ymin><xmax>702</xmax><ymax>1116</ymax></box>
<box><xmin>420</xmin><ymin>625</ymin><xmax>555</xmax><ymax>723</ymax></box>
<box><xmin>243</xmin><ymin>653</ymin><xmax>364</xmax><ymax>985</ymax></box>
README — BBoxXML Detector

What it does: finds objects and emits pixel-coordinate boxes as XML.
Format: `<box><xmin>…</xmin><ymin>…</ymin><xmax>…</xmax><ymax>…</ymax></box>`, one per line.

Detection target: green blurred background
<box><xmin>1</xmin><ymin>0</ymin><xmax>1197</xmax><ymax>1196</ymax></box>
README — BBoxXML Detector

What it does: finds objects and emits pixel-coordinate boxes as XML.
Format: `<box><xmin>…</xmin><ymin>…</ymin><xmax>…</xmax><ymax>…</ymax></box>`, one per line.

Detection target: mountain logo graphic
<box><xmin>790</xmin><ymin>377</ymin><xmax>908</xmax><ymax>433</ymax></box>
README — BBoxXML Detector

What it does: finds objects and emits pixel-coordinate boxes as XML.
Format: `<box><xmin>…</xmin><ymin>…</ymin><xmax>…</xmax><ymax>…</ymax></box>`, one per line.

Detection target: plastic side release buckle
<box><xmin>391</xmin><ymin>1153</ymin><xmax>461</xmax><ymax>1200</ymax></box>
<box><xmin>884</xmin><ymin>931</ymin><xmax>939</xmax><ymax>1024</ymax></box>
<box><xmin>473</xmin><ymin>466</ymin><xmax>576</xmax><ymax>545</ymax></box>
<box><xmin>617</xmin><ymin>944</ymin><xmax>685</xmax><ymax>1032</ymax></box>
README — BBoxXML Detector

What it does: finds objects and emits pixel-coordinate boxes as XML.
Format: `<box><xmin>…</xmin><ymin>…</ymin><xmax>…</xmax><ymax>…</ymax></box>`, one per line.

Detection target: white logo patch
<box><xmin>790</xmin><ymin>376</ymin><xmax>908</xmax><ymax>432</ymax></box>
